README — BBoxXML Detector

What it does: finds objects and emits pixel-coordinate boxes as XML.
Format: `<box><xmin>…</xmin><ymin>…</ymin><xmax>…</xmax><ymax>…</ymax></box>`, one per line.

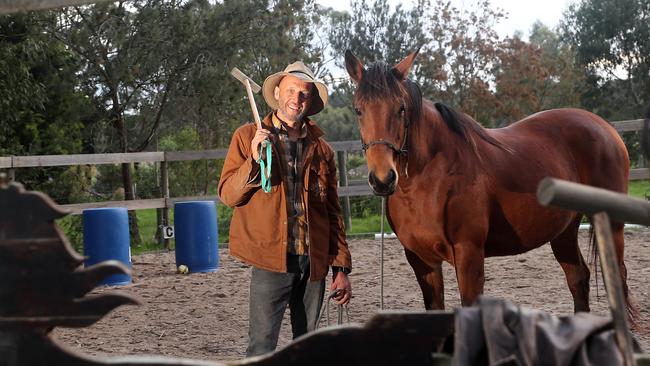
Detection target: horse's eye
<box><xmin>354</xmin><ymin>107</ymin><xmax>362</xmax><ymax>116</ymax></box>
<box><xmin>398</xmin><ymin>105</ymin><xmax>405</xmax><ymax>115</ymax></box>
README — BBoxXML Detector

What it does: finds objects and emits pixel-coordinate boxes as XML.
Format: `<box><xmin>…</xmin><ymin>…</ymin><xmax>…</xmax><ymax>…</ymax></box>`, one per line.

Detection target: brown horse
<box><xmin>344</xmin><ymin>50</ymin><xmax>633</xmax><ymax>315</ymax></box>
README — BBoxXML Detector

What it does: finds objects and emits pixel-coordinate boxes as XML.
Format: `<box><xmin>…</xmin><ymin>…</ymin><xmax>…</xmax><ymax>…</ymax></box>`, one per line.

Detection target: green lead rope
<box><xmin>258</xmin><ymin>139</ymin><xmax>272</xmax><ymax>193</ymax></box>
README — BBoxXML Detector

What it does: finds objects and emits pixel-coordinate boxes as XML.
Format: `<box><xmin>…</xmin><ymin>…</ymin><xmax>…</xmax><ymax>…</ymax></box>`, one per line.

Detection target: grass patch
<box><xmin>628</xmin><ymin>180</ymin><xmax>650</xmax><ymax>199</ymax></box>
<box><xmin>136</xmin><ymin>209</ymin><xmax>162</xmax><ymax>248</ymax></box>
<box><xmin>349</xmin><ymin>215</ymin><xmax>393</xmax><ymax>234</ymax></box>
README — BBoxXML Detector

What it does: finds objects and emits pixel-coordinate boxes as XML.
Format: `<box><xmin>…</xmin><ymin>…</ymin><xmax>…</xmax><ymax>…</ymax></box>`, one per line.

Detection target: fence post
<box><xmin>592</xmin><ymin>212</ymin><xmax>636</xmax><ymax>366</ymax></box>
<box><xmin>161</xmin><ymin>157</ymin><xmax>170</xmax><ymax>250</ymax></box>
<box><xmin>337</xmin><ymin>150</ymin><xmax>352</xmax><ymax>231</ymax></box>
<box><xmin>637</xmin><ymin>131</ymin><xmax>646</xmax><ymax>168</ymax></box>
<box><xmin>8</xmin><ymin>168</ymin><xmax>15</xmax><ymax>182</ymax></box>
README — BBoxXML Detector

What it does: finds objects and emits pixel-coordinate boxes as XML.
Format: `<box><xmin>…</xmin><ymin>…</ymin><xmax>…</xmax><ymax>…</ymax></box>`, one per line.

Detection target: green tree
<box><xmin>0</xmin><ymin>12</ymin><xmax>94</xmax><ymax>203</ymax></box>
<box><xmin>528</xmin><ymin>22</ymin><xmax>583</xmax><ymax>111</ymax></box>
<box><xmin>316</xmin><ymin>104</ymin><xmax>359</xmax><ymax>141</ymax></box>
<box><xmin>562</xmin><ymin>0</ymin><xmax>650</xmax><ymax>118</ymax></box>
<box><xmin>328</xmin><ymin>0</ymin><xmax>428</xmax><ymax>66</ymax></box>
<box><xmin>160</xmin><ymin>0</ymin><xmax>326</xmax><ymax>150</ymax></box>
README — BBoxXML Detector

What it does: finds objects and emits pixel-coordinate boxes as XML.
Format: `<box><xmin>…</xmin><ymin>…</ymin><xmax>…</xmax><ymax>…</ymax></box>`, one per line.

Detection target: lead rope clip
<box><xmin>258</xmin><ymin>140</ymin><xmax>272</xmax><ymax>193</ymax></box>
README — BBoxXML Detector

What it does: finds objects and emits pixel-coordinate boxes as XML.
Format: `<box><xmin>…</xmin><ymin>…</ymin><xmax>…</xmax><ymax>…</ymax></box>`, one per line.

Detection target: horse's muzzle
<box><xmin>368</xmin><ymin>169</ymin><xmax>397</xmax><ymax>196</ymax></box>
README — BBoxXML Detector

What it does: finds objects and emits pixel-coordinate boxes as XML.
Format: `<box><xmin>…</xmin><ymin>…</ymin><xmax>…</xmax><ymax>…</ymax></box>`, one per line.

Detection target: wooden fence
<box><xmin>1</xmin><ymin>118</ymin><xmax>648</xmax><ymax>242</ymax></box>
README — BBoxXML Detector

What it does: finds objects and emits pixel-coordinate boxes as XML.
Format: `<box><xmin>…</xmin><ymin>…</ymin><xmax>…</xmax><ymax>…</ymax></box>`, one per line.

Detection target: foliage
<box><xmin>160</xmin><ymin>127</ymin><xmax>214</xmax><ymax>197</ymax></box>
<box><xmin>418</xmin><ymin>0</ymin><xmax>505</xmax><ymax>125</ymax></box>
<box><xmin>0</xmin><ymin>12</ymin><xmax>90</xmax><ymax>157</ymax></box>
<box><xmin>152</xmin><ymin>0</ymin><xmax>329</xmax><ymax>150</ymax></box>
<box><xmin>528</xmin><ymin>22</ymin><xmax>584</xmax><ymax>111</ymax></box>
<box><xmin>217</xmin><ymin>205</ymin><xmax>234</xmax><ymax>245</ymax></box>
<box><xmin>328</xmin><ymin>0</ymin><xmax>427</xmax><ymax>66</ymax></box>
<box><xmin>561</xmin><ymin>0</ymin><xmax>650</xmax><ymax>118</ymax></box>
<box><xmin>316</xmin><ymin>104</ymin><xmax>359</xmax><ymax>141</ymax></box>
<box><xmin>0</xmin><ymin>12</ymin><xmax>98</xmax><ymax>204</ymax></box>
<box><xmin>491</xmin><ymin>25</ymin><xmax>584</xmax><ymax>126</ymax></box>
<box><xmin>58</xmin><ymin>215</ymin><xmax>85</xmax><ymax>253</ymax></box>
<box><xmin>492</xmin><ymin>35</ymin><xmax>547</xmax><ymax>125</ymax></box>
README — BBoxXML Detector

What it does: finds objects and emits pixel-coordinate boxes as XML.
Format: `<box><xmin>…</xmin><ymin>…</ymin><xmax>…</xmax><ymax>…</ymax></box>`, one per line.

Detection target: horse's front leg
<box><xmin>453</xmin><ymin>242</ymin><xmax>485</xmax><ymax>306</ymax></box>
<box><xmin>404</xmin><ymin>247</ymin><xmax>445</xmax><ymax>310</ymax></box>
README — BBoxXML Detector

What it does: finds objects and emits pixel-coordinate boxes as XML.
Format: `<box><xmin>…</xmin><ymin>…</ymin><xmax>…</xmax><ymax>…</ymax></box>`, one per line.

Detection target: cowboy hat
<box><xmin>262</xmin><ymin>61</ymin><xmax>328</xmax><ymax>116</ymax></box>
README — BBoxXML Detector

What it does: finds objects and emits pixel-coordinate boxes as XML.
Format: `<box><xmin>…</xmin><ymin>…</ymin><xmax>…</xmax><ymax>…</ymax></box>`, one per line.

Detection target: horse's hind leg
<box><xmin>550</xmin><ymin>215</ymin><xmax>590</xmax><ymax>313</ymax></box>
<box><xmin>404</xmin><ymin>247</ymin><xmax>445</xmax><ymax>310</ymax></box>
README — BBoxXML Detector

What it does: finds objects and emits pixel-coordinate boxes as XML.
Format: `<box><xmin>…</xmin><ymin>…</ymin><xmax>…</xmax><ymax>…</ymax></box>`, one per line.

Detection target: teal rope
<box><xmin>258</xmin><ymin>140</ymin><xmax>272</xmax><ymax>193</ymax></box>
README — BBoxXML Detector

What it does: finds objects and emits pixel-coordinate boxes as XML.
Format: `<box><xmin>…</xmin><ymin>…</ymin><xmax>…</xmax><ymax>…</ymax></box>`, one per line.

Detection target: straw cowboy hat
<box><xmin>262</xmin><ymin>61</ymin><xmax>328</xmax><ymax>116</ymax></box>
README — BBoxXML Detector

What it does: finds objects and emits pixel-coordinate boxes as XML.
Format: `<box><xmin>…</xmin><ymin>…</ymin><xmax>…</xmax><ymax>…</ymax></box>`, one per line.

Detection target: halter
<box><xmin>361</xmin><ymin>103</ymin><xmax>411</xmax><ymax>156</ymax></box>
<box><xmin>360</xmin><ymin>102</ymin><xmax>411</xmax><ymax>178</ymax></box>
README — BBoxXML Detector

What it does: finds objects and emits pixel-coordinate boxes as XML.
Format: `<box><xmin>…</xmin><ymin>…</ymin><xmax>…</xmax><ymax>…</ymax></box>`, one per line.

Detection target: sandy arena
<box><xmin>53</xmin><ymin>231</ymin><xmax>650</xmax><ymax>362</ymax></box>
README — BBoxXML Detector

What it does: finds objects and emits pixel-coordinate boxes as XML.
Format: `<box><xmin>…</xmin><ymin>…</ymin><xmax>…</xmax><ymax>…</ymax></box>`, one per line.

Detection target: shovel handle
<box><xmin>244</xmin><ymin>79</ymin><xmax>262</xmax><ymax>130</ymax></box>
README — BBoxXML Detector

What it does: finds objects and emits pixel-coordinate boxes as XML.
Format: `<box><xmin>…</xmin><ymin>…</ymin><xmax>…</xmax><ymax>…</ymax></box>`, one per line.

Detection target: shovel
<box><xmin>231</xmin><ymin>67</ymin><xmax>272</xmax><ymax>193</ymax></box>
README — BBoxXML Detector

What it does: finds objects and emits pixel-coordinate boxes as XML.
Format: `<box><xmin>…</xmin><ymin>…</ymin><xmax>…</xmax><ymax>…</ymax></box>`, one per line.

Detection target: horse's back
<box><xmin>492</xmin><ymin>108</ymin><xmax>629</xmax><ymax>192</ymax></box>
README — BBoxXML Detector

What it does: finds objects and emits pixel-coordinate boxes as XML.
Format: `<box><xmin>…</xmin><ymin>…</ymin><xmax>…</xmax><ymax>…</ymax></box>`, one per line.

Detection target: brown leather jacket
<box><xmin>217</xmin><ymin>113</ymin><xmax>351</xmax><ymax>281</ymax></box>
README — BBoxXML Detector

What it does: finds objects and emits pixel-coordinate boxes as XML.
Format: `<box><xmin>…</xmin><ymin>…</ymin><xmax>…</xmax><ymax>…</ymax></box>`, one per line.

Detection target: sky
<box><xmin>318</xmin><ymin>0</ymin><xmax>574</xmax><ymax>39</ymax></box>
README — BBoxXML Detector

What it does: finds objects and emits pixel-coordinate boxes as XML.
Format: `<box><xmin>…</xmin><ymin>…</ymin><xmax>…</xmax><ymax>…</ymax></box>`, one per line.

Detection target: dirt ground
<box><xmin>53</xmin><ymin>230</ymin><xmax>650</xmax><ymax>362</ymax></box>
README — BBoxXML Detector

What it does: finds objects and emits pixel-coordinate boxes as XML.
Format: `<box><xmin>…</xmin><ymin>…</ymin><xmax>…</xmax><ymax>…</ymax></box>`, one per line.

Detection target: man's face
<box><xmin>274</xmin><ymin>75</ymin><xmax>313</xmax><ymax>123</ymax></box>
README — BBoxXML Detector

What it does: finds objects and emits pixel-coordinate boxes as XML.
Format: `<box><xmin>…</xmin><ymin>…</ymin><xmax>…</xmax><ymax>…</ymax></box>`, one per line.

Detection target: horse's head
<box><xmin>345</xmin><ymin>50</ymin><xmax>420</xmax><ymax>196</ymax></box>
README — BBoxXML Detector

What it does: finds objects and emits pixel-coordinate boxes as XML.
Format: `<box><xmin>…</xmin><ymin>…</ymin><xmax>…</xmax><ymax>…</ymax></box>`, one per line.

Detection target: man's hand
<box><xmin>251</xmin><ymin>129</ymin><xmax>271</xmax><ymax>161</ymax></box>
<box><xmin>330</xmin><ymin>271</ymin><xmax>351</xmax><ymax>305</ymax></box>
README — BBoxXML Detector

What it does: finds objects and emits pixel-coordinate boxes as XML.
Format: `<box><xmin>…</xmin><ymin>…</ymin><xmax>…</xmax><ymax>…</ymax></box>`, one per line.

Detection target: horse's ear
<box><xmin>345</xmin><ymin>50</ymin><xmax>364</xmax><ymax>84</ymax></box>
<box><xmin>392</xmin><ymin>48</ymin><xmax>420</xmax><ymax>80</ymax></box>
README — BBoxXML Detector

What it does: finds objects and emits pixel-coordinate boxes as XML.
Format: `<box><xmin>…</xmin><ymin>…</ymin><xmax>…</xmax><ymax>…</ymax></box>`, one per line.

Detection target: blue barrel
<box><xmin>82</xmin><ymin>207</ymin><xmax>132</xmax><ymax>286</ymax></box>
<box><xmin>174</xmin><ymin>201</ymin><xmax>219</xmax><ymax>273</ymax></box>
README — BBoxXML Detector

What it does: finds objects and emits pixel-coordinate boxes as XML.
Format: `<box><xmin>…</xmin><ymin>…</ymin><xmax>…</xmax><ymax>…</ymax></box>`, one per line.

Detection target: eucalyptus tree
<box><xmin>49</xmin><ymin>0</ymin><xmax>206</xmax><ymax>243</ymax></box>
<box><xmin>562</xmin><ymin>0</ymin><xmax>650</xmax><ymax>118</ymax></box>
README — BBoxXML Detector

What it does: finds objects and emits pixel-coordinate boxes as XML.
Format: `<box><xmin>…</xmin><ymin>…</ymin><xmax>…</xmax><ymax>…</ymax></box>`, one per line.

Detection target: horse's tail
<box><xmin>588</xmin><ymin>219</ymin><xmax>640</xmax><ymax>327</ymax></box>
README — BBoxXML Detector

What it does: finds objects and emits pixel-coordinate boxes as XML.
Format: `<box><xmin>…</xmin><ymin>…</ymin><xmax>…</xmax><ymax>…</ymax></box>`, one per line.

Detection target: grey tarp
<box><xmin>453</xmin><ymin>297</ymin><xmax>640</xmax><ymax>366</ymax></box>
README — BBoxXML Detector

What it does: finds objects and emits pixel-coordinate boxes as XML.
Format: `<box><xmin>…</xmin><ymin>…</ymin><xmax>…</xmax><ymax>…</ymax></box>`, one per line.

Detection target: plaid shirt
<box><xmin>271</xmin><ymin>113</ymin><xmax>310</xmax><ymax>255</ymax></box>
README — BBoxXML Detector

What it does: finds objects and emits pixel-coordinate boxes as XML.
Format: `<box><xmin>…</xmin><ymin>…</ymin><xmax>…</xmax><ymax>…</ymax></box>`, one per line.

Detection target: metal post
<box><xmin>156</xmin><ymin>208</ymin><xmax>164</xmax><ymax>247</ymax></box>
<box><xmin>380</xmin><ymin>197</ymin><xmax>385</xmax><ymax>310</ymax></box>
<box><xmin>161</xmin><ymin>159</ymin><xmax>170</xmax><ymax>250</ymax></box>
<box><xmin>592</xmin><ymin>212</ymin><xmax>636</xmax><ymax>366</ymax></box>
<box><xmin>337</xmin><ymin>151</ymin><xmax>352</xmax><ymax>231</ymax></box>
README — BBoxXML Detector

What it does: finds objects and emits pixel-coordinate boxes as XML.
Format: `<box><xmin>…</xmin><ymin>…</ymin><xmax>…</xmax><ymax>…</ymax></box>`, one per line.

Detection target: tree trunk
<box><xmin>116</xmin><ymin>111</ymin><xmax>142</xmax><ymax>246</ymax></box>
<box><xmin>121</xmin><ymin>162</ymin><xmax>142</xmax><ymax>246</ymax></box>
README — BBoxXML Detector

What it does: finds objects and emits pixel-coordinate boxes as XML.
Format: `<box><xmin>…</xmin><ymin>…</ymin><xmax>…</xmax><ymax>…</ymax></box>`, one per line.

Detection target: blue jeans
<box><xmin>246</xmin><ymin>254</ymin><xmax>325</xmax><ymax>357</ymax></box>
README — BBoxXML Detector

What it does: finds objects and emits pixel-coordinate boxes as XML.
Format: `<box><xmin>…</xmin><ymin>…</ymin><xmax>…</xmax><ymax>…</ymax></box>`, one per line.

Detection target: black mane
<box><xmin>433</xmin><ymin>102</ymin><xmax>505</xmax><ymax>150</ymax></box>
<box><xmin>355</xmin><ymin>62</ymin><xmax>422</xmax><ymax>124</ymax></box>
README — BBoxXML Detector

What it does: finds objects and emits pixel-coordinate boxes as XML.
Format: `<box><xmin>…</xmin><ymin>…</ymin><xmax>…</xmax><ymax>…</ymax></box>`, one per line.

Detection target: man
<box><xmin>218</xmin><ymin>61</ymin><xmax>352</xmax><ymax>357</ymax></box>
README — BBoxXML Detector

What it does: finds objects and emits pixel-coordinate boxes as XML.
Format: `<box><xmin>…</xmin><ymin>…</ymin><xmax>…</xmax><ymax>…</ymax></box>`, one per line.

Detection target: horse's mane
<box><xmin>433</xmin><ymin>102</ymin><xmax>509</xmax><ymax>152</ymax></box>
<box><xmin>355</xmin><ymin>62</ymin><xmax>422</xmax><ymax>124</ymax></box>
<box><xmin>356</xmin><ymin>62</ymin><xmax>508</xmax><ymax>154</ymax></box>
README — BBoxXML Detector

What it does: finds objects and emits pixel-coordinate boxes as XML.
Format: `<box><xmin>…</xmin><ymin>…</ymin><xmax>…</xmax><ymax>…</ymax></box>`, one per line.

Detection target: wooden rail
<box><xmin>537</xmin><ymin>178</ymin><xmax>650</xmax><ymax>225</ymax></box>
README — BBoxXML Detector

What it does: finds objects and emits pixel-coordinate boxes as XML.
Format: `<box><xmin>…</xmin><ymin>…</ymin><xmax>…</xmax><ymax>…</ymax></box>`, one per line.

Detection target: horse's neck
<box><xmin>405</xmin><ymin>101</ymin><xmax>482</xmax><ymax>175</ymax></box>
